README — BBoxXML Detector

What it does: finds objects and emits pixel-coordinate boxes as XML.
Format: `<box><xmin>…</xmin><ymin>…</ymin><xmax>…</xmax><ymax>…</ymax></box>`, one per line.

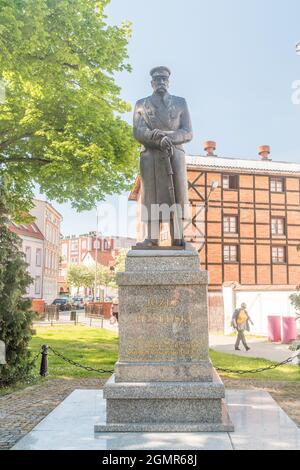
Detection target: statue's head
<box><xmin>150</xmin><ymin>66</ymin><xmax>171</xmax><ymax>95</ymax></box>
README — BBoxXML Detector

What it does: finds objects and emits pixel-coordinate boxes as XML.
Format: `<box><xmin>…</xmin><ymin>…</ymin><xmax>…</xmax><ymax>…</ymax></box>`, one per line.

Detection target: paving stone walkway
<box><xmin>1</xmin><ymin>378</ymin><xmax>299</xmax><ymax>450</ymax></box>
<box><xmin>0</xmin><ymin>378</ymin><xmax>106</xmax><ymax>450</ymax></box>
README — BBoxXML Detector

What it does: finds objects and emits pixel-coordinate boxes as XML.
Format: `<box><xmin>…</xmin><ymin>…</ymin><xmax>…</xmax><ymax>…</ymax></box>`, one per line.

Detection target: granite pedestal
<box><xmin>95</xmin><ymin>249</ymin><xmax>233</xmax><ymax>432</ymax></box>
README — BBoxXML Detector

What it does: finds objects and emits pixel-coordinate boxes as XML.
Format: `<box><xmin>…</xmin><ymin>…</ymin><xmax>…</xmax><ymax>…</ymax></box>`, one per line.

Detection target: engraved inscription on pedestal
<box><xmin>120</xmin><ymin>290</ymin><xmax>208</xmax><ymax>363</ymax></box>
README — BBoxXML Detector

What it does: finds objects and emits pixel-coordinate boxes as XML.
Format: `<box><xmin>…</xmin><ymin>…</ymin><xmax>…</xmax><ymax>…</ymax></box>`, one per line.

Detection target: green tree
<box><xmin>0</xmin><ymin>180</ymin><xmax>35</xmax><ymax>385</ymax></box>
<box><xmin>114</xmin><ymin>248</ymin><xmax>127</xmax><ymax>273</ymax></box>
<box><xmin>66</xmin><ymin>264</ymin><xmax>93</xmax><ymax>294</ymax></box>
<box><xmin>66</xmin><ymin>263</ymin><xmax>112</xmax><ymax>298</ymax></box>
<box><xmin>0</xmin><ymin>0</ymin><xmax>138</xmax><ymax>218</ymax></box>
<box><xmin>109</xmin><ymin>248</ymin><xmax>127</xmax><ymax>289</ymax></box>
<box><xmin>93</xmin><ymin>264</ymin><xmax>113</xmax><ymax>298</ymax></box>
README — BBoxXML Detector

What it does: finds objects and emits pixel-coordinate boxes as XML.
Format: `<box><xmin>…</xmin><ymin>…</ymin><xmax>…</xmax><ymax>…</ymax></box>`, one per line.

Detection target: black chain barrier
<box><xmin>47</xmin><ymin>345</ymin><xmax>114</xmax><ymax>374</ymax></box>
<box><xmin>215</xmin><ymin>354</ymin><xmax>298</xmax><ymax>375</ymax></box>
<box><xmin>32</xmin><ymin>348</ymin><xmax>43</xmax><ymax>364</ymax></box>
<box><xmin>32</xmin><ymin>344</ymin><xmax>299</xmax><ymax>377</ymax></box>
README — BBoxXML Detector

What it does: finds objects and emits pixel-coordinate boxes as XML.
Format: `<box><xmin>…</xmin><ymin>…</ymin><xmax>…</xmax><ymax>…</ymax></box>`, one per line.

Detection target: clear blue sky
<box><xmin>52</xmin><ymin>0</ymin><xmax>300</xmax><ymax>237</ymax></box>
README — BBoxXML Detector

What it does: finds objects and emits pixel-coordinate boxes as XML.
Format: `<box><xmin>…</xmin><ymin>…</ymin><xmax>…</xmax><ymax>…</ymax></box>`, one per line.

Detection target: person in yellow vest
<box><xmin>231</xmin><ymin>302</ymin><xmax>254</xmax><ymax>351</ymax></box>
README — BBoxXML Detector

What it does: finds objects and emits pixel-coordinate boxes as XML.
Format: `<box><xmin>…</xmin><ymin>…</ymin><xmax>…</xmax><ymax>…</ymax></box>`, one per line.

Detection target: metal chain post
<box><xmin>40</xmin><ymin>344</ymin><xmax>48</xmax><ymax>377</ymax></box>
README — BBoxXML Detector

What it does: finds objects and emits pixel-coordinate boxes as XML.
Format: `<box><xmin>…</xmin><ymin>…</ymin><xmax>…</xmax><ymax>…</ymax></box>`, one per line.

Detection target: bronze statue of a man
<box><xmin>133</xmin><ymin>66</ymin><xmax>193</xmax><ymax>247</ymax></box>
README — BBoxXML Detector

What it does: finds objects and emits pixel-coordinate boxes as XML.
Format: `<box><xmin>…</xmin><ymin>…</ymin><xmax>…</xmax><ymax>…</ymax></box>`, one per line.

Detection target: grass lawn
<box><xmin>0</xmin><ymin>325</ymin><xmax>298</xmax><ymax>396</ymax></box>
<box><xmin>29</xmin><ymin>325</ymin><xmax>118</xmax><ymax>379</ymax></box>
<box><xmin>210</xmin><ymin>349</ymin><xmax>300</xmax><ymax>382</ymax></box>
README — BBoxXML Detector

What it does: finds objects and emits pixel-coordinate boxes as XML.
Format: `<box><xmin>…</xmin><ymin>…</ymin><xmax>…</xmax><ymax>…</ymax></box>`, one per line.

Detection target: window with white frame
<box><xmin>223</xmin><ymin>174</ymin><xmax>239</xmax><ymax>190</ymax></box>
<box><xmin>270</xmin><ymin>177</ymin><xmax>284</xmax><ymax>193</ymax></box>
<box><xmin>271</xmin><ymin>217</ymin><xmax>285</xmax><ymax>236</ymax></box>
<box><xmin>223</xmin><ymin>215</ymin><xmax>238</xmax><ymax>234</ymax></box>
<box><xmin>25</xmin><ymin>246</ymin><xmax>31</xmax><ymax>264</ymax></box>
<box><xmin>36</xmin><ymin>248</ymin><xmax>42</xmax><ymax>266</ymax></box>
<box><xmin>224</xmin><ymin>245</ymin><xmax>238</xmax><ymax>262</ymax></box>
<box><xmin>272</xmin><ymin>246</ymin><xmax>286</xmax><ymax>263</ymax></box>
<box><xmin>35</xmin><ymin>276</ymin><xmax>41</xmax><ymax>295</ymax></box>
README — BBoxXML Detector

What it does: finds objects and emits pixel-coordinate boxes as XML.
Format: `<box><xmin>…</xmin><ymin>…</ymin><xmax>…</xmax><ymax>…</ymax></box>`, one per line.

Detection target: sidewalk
<box><xmin>33</xmin><ymin>310</ymin><xmax>119</xmax><ymax>332</ymax></box>
<box><xmin>209</xmin><ymin>334</ymin><xmax>296</xmax><ymax>363</ymax></box>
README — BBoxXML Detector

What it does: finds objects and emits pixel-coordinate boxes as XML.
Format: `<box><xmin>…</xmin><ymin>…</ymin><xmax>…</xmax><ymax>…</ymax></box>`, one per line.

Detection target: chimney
<box><xmin>258</xmin><ymin>145</ymin><xmax>271</xmax><ymax>160</ymax></box>
<box><xmin>204</xmin><ymin>140</ymin><xmax>216</xmax><ymax>156</ymax></box>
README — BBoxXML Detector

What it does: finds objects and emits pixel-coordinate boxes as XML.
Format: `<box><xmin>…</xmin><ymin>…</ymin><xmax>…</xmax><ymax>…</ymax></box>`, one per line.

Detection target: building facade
<box><xmin>59</xmin><ymin>233</ymin><xmax>135</xmax><ymax>294</ymax></box>
<box><xmin>129</xmin><ymin>144</ymin><xmax>300</xmax><ymax>334</ymax></box>
<box><xmin>30</xmin><ymin>199</ymin><xmax>62</xmax><ymax>304</ymax></box>
<box><xmin>9</xmin><ymin>222</ymin><xmax>44</xmax><ymax>299</ymax></box>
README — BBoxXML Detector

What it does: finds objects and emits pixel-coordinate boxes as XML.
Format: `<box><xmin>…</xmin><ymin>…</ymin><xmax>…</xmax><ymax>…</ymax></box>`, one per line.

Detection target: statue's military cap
<box><xmin>150</xmin><ymin>66</ymin><xmax>171</xmax><ymax>78</ymax></box>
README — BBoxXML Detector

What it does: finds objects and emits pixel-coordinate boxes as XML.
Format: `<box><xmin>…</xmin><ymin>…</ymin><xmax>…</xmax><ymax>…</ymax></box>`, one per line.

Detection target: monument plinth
<box><xmin>95</xmin><ymin>249</ymin><xmax>234</xmax><ymax>432</ymax></box>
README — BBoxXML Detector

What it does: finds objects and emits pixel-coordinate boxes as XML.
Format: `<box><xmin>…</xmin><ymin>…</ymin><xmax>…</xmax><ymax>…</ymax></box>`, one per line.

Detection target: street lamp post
<box><xmin>296</xmin><ymin>41</ymin><xmax>300</xmax><ymax>55</ymax></box>
<box><xmin>207</xmin><ymin>181</ymin><xmax>219</xmax><ymax>201</ymax></box>
<box><xmin>94</xmin><ymin>207</ymin><xmax>99</xmax><ymax>302</ymax></box>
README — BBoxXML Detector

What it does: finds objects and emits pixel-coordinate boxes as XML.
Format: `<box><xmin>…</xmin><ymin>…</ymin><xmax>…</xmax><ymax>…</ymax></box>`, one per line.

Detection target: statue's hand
<box><xmin>160</xmin><ymin>136</ymin><xmax>173</xmax><ymax>154</ymax></box>
<box><xmin>151</xmin><ymin>129</ymin><xmax>166</xmax><ymax>141</ymax></box>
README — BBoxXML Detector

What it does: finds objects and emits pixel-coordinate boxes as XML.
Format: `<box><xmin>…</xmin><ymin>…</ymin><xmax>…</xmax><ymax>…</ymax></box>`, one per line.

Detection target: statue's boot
<box><xmin>172</xmin><ymin>239</ymin><xmax>185</xmax><ymax>248</ymax></box>
<box><xmin>135</xmin><ymin>239</ymin><xmax>159</xmax><ymax>248</ymax></box>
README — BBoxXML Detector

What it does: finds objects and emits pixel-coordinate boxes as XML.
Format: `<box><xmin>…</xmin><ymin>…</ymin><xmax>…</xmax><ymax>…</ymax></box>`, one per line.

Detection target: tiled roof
<box><xmin>82</xmin><ymin>250</ymin><xmax>117</xmax><ymax>267</ymax></box>
<box><xmin>9</xmin><ymin>222</ymin><xmax>44</xmax><ymax>240</ymax></box>
<box><xmin>128</xmin><ymin>155</ymin><xmax>300</xmax><ymax>201</ymax></box>
<box><xmin>187</xmin><ymin>155</ymin><xmax>300</xmax><ymax>174</ymax></box>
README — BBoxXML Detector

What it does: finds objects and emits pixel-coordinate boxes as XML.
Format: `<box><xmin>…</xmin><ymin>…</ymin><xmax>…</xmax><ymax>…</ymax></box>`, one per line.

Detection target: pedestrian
<box><xmin>231</xmin><ymin>302</ymin><xmax>254</xmax><ymax>351</ymax></box>
<box><xmin>110</xmin><ymin>298</ymin><xmax>119</xmax><ymax>324</ymax></box>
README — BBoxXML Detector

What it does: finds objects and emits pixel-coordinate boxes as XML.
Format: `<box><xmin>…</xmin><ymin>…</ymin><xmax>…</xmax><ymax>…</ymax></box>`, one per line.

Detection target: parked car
<box><xmin>73</xmin><ymin>296</ymin><xmax>85</xmax><ymax>310</ymax></box>
<box><xmin>52</xmin><ymin>298</ymin><xmax>71</xmax><ymax>311</ymax></box>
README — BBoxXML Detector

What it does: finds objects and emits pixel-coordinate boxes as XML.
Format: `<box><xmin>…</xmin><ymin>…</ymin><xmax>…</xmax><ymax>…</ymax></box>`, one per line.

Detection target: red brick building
<box><xmin>129</xmin><ymin>144</ymin><xmax>300</xmax><ymax>333</ymax></box>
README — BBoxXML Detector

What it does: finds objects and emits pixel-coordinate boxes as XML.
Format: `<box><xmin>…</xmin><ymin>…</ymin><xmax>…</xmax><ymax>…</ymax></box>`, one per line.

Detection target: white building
<box><xmin>9</xmin><ymin>222</ymin><xmax>44</xmax><ymax>299</ymax></box>
<box><xmin>31</xmin><ymin>199</ymin><xmax>62</xmax><ymax>303</ymax></box>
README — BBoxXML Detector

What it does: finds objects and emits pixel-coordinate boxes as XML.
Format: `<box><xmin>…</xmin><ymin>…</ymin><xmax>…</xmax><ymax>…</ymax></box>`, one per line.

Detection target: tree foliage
<box><xmin>0</xmin><ymin>0</ymin><xmax>138</xmax><ymax>217</ymax></box>
<box><xmin>66</xmin><ymin>262</ymin><xmax>113</xmax><ymax>293</ymax></box>
<box><xmin>109</xmin><ymin>248</ymin><xmax>127</xmax><ymax>288</ymax></box>
<box><xmin>114</xmin><ymin>248</ymin><xmax>127</xmax><ymax>273</ymax></box>
<box><xmin>94</xmin><ymin>263</ymin><xmax>113</xmax><ymax>289</ymax></box>
<box><xmin>0</xmin><ymin>179</ymin><xmax>35</xmax><ymax>385</ymax></box>
<box><xmin>66</xmin><ymin>264</ymin><xmax>93</xmax><ymax>293</ymax></box>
